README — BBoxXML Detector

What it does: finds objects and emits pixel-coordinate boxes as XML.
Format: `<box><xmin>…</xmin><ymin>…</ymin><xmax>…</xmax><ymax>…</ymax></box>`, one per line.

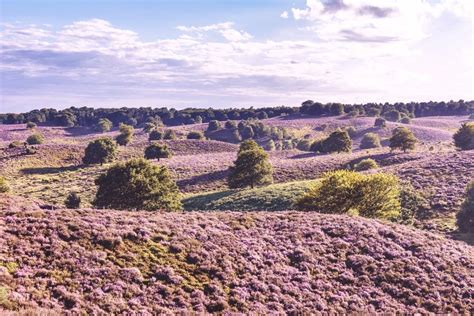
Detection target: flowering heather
<box><xmin>0</xmin><ymin>196</ymin><xmax>472</xmax><ymax>313</ymax></box>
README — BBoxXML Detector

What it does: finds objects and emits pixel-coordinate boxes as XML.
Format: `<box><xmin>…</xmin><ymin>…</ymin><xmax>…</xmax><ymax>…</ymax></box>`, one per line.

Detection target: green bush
<box><xmin>97</xmin><ymin>118</ymin><xmax>112</xmax><ymax>133</ymax></box>
<box><xmin>26</xmin><ymin>122</ymin><xmax>37</xmax><ymax>129</ymax></box>
<box><xmin>144</xmin><ymin>143</ymin><xmax>172</xmax><ymax>161</ymax></box>
<box><xmin>225</xmin><ymin>120</ymin><xmax>237</xmax><ymax>129</ymax></box>
<box><xmin>0</xmin><ymin>176</ymin><xmax>9</xmax><ymax>193</ymax></box>
<box><xmin>65</xmin><ymin>192</ymin><xmax>81</xmax><ymax>209</ymax></box>
<box><xmin>354</xmin><ymin>158</ymin><xmax>378</xmax><ymax>171</ymax></box>
<box><xmin>384</xmin><ymin>110</ymin><xmax>401</xmax><ymax>122</ymax></box>
<box><xmin>456</xmin><ymin>180</ymin><xmax>474</xmax><ymax>233</ymax></box>
<box><xmin>240</xmin><ymin>126</ymin><xmax>255</xmax><ymax>140</ymax></box>
<box><xmin>322</xmin><ymin>129</ymin><xmax>352</xmax><ymax>153</ymax></box>
<box><xmin>149</xmin><ymin>129</ymin><xmax>163</xmax><ymax>141</ymax></box>
<box><xmin>453</xmin><ymin>122</ymin><xmax>474</xmax><ymax>150</ymax></box>
<box><xmin>398</xmin><ymin>183</ymin><xmax>428</xmax><ymax>225</ymax></box>
<box><xmin>374</xmin><ymin>117</ymin><xmax>386</xmax><ymax>128</ymax></box>
<box><xmin>187</xmin><ymin>131</ymin><xmax>204</xmax><ymax>140</ymax></box>
<box><xmin>143</xmin><ymin>122</ymin><xmax>157</xmax><ymax>133</ymax></box>
<box><xmin>360</xmin><ymin>133</ymin><xmax>381</xmax><ymax>149</ymax></box>
<box><xmin>26</xmin><ymin>133</ymin><xmax>44</xmax><ymax>145</ymax></box>
<box><xmin>94</xmin><ymin>158</ymin><xmax>182</xmax><ymax>211</ymax></box>
<box><xmin>389</xmin><ymin>126</ymin><xmax>417</xmax><ymax>152</ymax></box>
<box><xmin>400</xmin><ymin>117</ymin><xmax>411</xmax><ymax>124</ymax></box>
<box><xmin>296</xmin><ymin>170</ymin><xmax>400</xmax><ymax>220</ymax></box>
<box><xmin>207</xmin><ymin>120</ymin><xmax>221</xmax><ymax>131</ymax></box>
<box><xmin>82</xmin><ymin>138</ymin><xmax>117</xmax><ymax>165</ymax></box>
<box><xmin>163</xmin><ymin>129</ymin><xmax>177</xmax><ymax>140</ymax></box>
<box><xmin>115</xmin><ymin>123</ymin><xmax>134</xmax><ymax>146</ymax></box>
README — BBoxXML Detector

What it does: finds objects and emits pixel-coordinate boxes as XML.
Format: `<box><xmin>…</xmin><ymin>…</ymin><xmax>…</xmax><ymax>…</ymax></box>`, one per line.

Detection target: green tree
<box><xmin>144</xmin><ymin>143</ymin><xmax>172</xmax><ymax>161</ymax></box>
<box><xmin>0</xmin><ymin>176</ymin><xmax>9</xmax><ymax>193</ymax></box>
<box><xmin>228</xmin><ymin>142</ymin><xmax>273</xmax><ymax>189</ymax></box>
<box><xmin>187</xmin><ymin>131</ymin><xmax>204</xmax><ymax>140</ymax></box>
<box><xmin>360</xmin><ymin>133</ymin><xmax>381</xmax><ymax>149</ymax></box>
<box><xmin>453</xmin><ymin>122</ymin><xmax>474</xmax><ymax>150</ymax></box>
<box><xmin>97</xmin><ymin>118</ymin><xmax>112</xmax><ymax>133</ymax></box>
<box><xmin>456</xmin><ymin>180</ymin><xmax>474</xmax><ymax>233</ymax></box>
<box><xmin>115</xmin><ymin>123</ymin><xmax>134</xmax><ymax>146</ymax></box>
<box><xmin>94</xmin><ymin>158</ymin><xmax>182</xmax><ymax>211</ymax></box>
<box><xmin>389</xmin><ymin>126</ymin><xmax>417</xmax><ymax>152</ymax></box>
<box><xmin>26</xmin><ymin>133</ymin><xmax>44</xmax><ymax>145</ymax></box>
<box><xmin>225</xmin><ymin>120</ymin><xmax>237</xmax><ymax>129</ymax></box>
<box><xmin>374</xmin><ymin>117</ymin><xmax>386</xmax><ymax>128</ymax></box>
<box><xmin>207</xmin><ymin>120</ymin><xmax>221</xmax><ymax>131</ymax></box>
<box><xmin>65</xmin><ymin>192</ymin><xmax>81</xmax><ymax>209</ymax></box>
<box><xmin>384</xmin><ymin>110</ymin><xmax>401</xmax><ymax>122</ymax></box>
<box><xmin>83</xmin><ymin>138</ymin><xmax>117</xmax><ymax>165</ymax></box>
<box><xmin>149</xmin><ymin>129</ymin><xmax>163</xmax><ymax>141</ymax></box>
<box><xmin>354</xmin><ymin>158</ymin><xmax>378</xmax><ymax>171</ymax></box>
<box><xmin>322</xmin><ymin>129</ymin><xmax>352</xmax><ymax>153</ymax></box>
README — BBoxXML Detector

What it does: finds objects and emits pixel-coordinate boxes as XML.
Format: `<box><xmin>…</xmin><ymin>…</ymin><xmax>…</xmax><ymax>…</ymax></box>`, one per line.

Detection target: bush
<box><xmin>225</xmin><ymin>120</ymin><xmax>237</xmax><ymax>129</ymax></box>
<box><xmin>360</xmin><ymin>133</ymin><xmax>381</xmax><ymax>149</ymax></box>
<box><xmin>187</xmin><ymin>131</ymin><xmax>204</xmax><ymax>140</ymax></box>
<box><xmin>296</xmin><ymin>139</ymin><xmax>312</xmax><ymax>151</ymax></box>
<box><xmin>8</xmin><ymin>141</ymin><xmax>24</xmax><ymax>148</ymax></box>
<box><xmin>398</xmin><ymin>183</ymin><xmax>428</xmax><ymax>225</ymax></box>
<box><xmin>207</xmin><ymin>120</ymin><xmax>221</xmax><ymax>131</ymax></box>
<box><xmin>384</xmin><ymin>110</ymin><xmax>401</xmax><ymax>122</ymax></box>
<box><xmin>400</xmin><ymin>117</ymin><xmax>411</xmax><ymax>124</ymax></box>
<box><xmin>82</xmin><ymin>138</ymin><xmax>117</xmax><ymax>165</ymax></box>
<box><xmin>94</xmin><ymin>158</ymin><xmax>182</xmax><ymax>211</ymax></box>
<box><xmin>149</xmin><ymin>129</ymin><xmax>163</xmax><ymax>141</ymax></box>
<box><xmin>453</xmin><ymin>122</ymin><xmax>474</xmax><ymax>150</ymax></box>
<box><xmin>354</xmin><ymin>158</ymin><xmax>378</xmax><ymax>171</ymax></box>
<box><xmin>240</xmin><ymin>126</ymin><xmax>255</xmax><ymax>140</ymax></box>
<box><xmin>26</xmin><ymin>133</ymin><xmax>44</xmax><ymax>145</ymax></box>
<box><xmin>374</xmin><ymin>117</ymin><xmax>386</xmax><ymax>128</ymax></box>
<box><xmin>97</xmin><ymin>118</ymin><xmax>112</xmax><ymax>133</ymax></box>
<box><xmin>26</xmin><ymin>122</ymin><xmax>37</xmax><ymax>129</ymax></box>
<box><xmin>310</xmin><ymin>139</ymin><xmax>324</xmax><ymax>152</ymax></box>
<box><xmin>143</xmin><ymin>122</ymin><xmax>157</xmax><ymax>133</ymax></box>
<box><xmin>228</xmin><ymin>142</ymin><xmax>273</xmax><ymax>189</ymax></box>
<box><xmin>115</xmin><ymin>123</ymin><xmax>134</xmax><ymax>146</ymax></box>
<box><xmin>345</xmin><ymin>126</ymin><xmax>357</xmax><ymax>138</ymax></box>
<box><xmin>0</xmin><ymin>176</ymin><xmax>9</xmax><ymax>193</ymax></box>
<box><xmin>296</xmin><ymin>170</ymin><xmax>400</xmax><ymax>220</ymax></box>
<box><xmin>389</xmin><ymin>126</ymin><xmax>417</xmax><ymax>152</ymax></box>
<box><xmin>322</xmin><ymin>129</ymin><xmax>352</xmax><ymax>153</ymax></box>
<box><xmin>144</xmin><ymin>143</ymin><xmax>172</xmax><ymax>161</ymax></box>
<box><xmin>65</xmin><ymin>192</ymin><xmax>81</xmax><ymax>209</ymax></box>
<box><xmin>163</xmin><ymin>130</ymin><xmax>177</xmax><ymax>140</ymax></box>
<box><xmin>265</xmin><ymin>139</ymin><xmax>276</xmax><ymax>151</ymax></box>
<box><xmin>456</xmin><ymin>180</ymin><xmax>474</xmax><ymax>233</ymax></box>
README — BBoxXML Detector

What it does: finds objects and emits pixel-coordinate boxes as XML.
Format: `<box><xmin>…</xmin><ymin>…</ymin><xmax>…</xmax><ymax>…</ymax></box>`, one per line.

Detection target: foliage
<box><xmin>144</xmin><ymin>143</ymin><xmax>172</xmax><ymax>161</ymax></box>
<box><xmin>400</xmin><ymin>117</ymin><xmax>411</xmax><ymax>124</ymax></box>
<box><xmin>228</xmin><ymin>142</ymin><xmax>273</xmax><ymax>189</ymax></box>
<box><xmin>240</xmin><ymin>126</ymin><xmax>255</xmax><ymax>140</ymax></box>
<box><xmin>163</xmin><ymin>130</ymin><xmax>177</xmax><ymax>140</ymax></box>
<box><xmin>456</xmin><ymin>180</ymin><xmax>474</xmax><ymax>233</ymax></box>
<box><xmin>354</xmin><ymin>158</ymin><xmax>378</xmax><ymax>171</ymax></box>
<box><xmin>0</xmin><ymin>176</ymin><xmax>9</xmax><ymax>193</ymax></box>
<box><xmin>297</xmin><ymin>170</ymin><xmax>400</xmax><ymax>220</ymax></box>
<box><xmin>187</xmin><ymin>131</ymin><xmax>204</xmax><ymax>140</ymax></box>
<box><xmin>296</xmin><ymin>139</ymin><xmax>312</xmax><ymax>151</ymax></box>
<box><xmin>94</xmin><ymin>158</ymin><xmax>182</xmax><ymax>211</ymax></box>
<box><xmin>453</xmin><ymin>122</ymin><xmax>474</xmax><ymax>150</ymax></box>
<box><xmin>26</xmin><ymin>133</ymin><xmax>44</xmax><ymax>145</ymax></box>
<box><xmin>225</xmin><ymin>120</ymin><xmax>237</xmax><ymax>129</ymax></box>
<box><xmin>97</xmin><ymin>118</ymin><xmax>112</xmax><ymax>133</ymax></box>
<box><xmin>149</xmin><ymin>129</ymin><xmax>163</xmax><ymax>141</ymax></box>
<box><xmin>322</xmin><ymin>129</ymin><xmax>352</xmax><ymax>153</ymax></box>
<box><xmin>374</xmin><ymin>117</ymin><xmax>386</xmax><ymax>128</ymax></box>
<box><xmin>360</xmin><ymin>133</ymin><xmax>381</xmax><ymax>149</ymax></box>
<box><xmin>8</xmin><ymin>141</ymin><xmax>24</xmax><ymax>148</ymax></box>
<box><xmin>26</xmin><ymin>122</ymin><xmax>37</xmax><ymax>129</ymax></box>
<box><xmin>345</xmin><ymin>126</ymin><xmax>357</xmax><ymax>138</ymax></box>
<box><xmin>82</xmin><ymin>138</ymin><xmax>117</xmax><ymax>165</ymax></box>
<box><xmin>398</xmin><ymin>183</ymin><xmax>428</xmax><ymax>225</ymax></box>
<box><xmin>389</xmin><ymin>126</ymin><xmax>417</xmax><ymax>152</ymax></box>
<box><xmin>265</xmin><ymin>139</ymin><xmax>276</xmax><ymax>151</ymax></box>
<box><xmin>65</xmin><ymin>192</ymin><xmax>81</xmax><ymax>209</ymax></box>
<box><xmin>384</xmin><ymin>110</ymin><xmax>401</xmax><ymax>122</ymax></box>
<box><xmin>115</xmin><ymin>123</ymin><xmax>134</xmax><ymax>146</ymax></box>
<box><xmin>207</xmin><ymin>120</ymin><xmax>221</xmax><ymax>131</ymax></box>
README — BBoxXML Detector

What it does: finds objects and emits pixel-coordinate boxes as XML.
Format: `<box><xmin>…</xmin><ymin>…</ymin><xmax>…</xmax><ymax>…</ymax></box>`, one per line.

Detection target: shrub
<box><xmin>265</xmin><ymin>139</ymin><xmax>276</xmax><ymax>151</ymax></box>
<box><xmin>374</xmin><ymin>117</ymin><xmax>386</xmax><ymax>128</ymax></box>
<box><xmin>400</xmin><ymin>117</ymin><xmax>411</xmax><ymax>124</ymax></box>
<box><xmin>225</xmin><ymin>120</ymin><xmax>237</xmax><ymax>129</ymax></box>
<box><xmin>354</xmin><ymin>158</ymin><xmax>378</xmax><ymax>171</ymax></box>
<box><xmin>149</xmin><ymin>129</ymin><xmax>163</xmax><ymax>141</ymax></box>
<box><xmin>194</xmin><ymin>115</ymin><xmax>203</xmax><ymax>124</ymax></box>
<box><xmin>82</xmin><ymin>138</ymin><xmax>117</xmax><ymax>165</ymax></box>
<box><xmin>322</xmin><ymin>129</ymin><xmax>352</xmax><ymax>153</ymax></box>
<box><xmin>230</xmin><ymin>129</ymin><xmax>242</xmax><ymax>142</ymax></box>
<box><xmin>163</xmin><ymin>130</ymin><xmax>177</xmax><ymax>140</ymax></box>
<box><xmin>228</xmin><ymin>142</ymin><xmax>273</xmax><ymax>189</ymax></box>
<box><xmin>207</xmin><ymin>120</ymin><xmax>221</xmax><ymax>131</ymax></box>
<box><xmin>456</xmin><ymin>180</ymin><xmax>474</xmax><ymax>233</ymax></box>
<box><xmin>143</xmin><ymin>122</ymin><xmax>157</xmax><ymax>133</ymax></box>
<box><xmin>296</xmin><ymin>170</ymin><xmax>400</xmax><ymax>220</ymax></box>
<box><xmin>310</xmin><ymin>139</ymin><xmax>324</xmax><ymax>152</ymax></box>
<box><xmin>345</xmin><ymin>126</ymin><xmax>357</xmax><ymax>138</ymax></box>
<box><xmin>8</xmin><ymin>141</ymin><xmax>24</xmax><ymax>148</ymax></box>
<box><xmin>26</xmin><ymin>133</ymin><xmax>44</xmax><ymax>145</ymax></box>
<box><xmin>187</xmin><ymin>131</ymin><xmax>204</xmax><ymax>140</ymax></box>
<box><xmin>0</xmin><ymin>176</ymin><xmax>9</xmax><ymax>193</ymax></box>
<box><xmin>398</xmin><ymin>183</ymin><xmax>428</xmax><ymax>225</ymax></box>
<box><xmin>240</xmin><ymin>126</ymin><xmax>255</xmax><ymax>140</ymax></box>
<box><xmin>296</xmin><ymin>139</ymin><xmax>312</xmax><ymax>151</ymax></box>
<box><xmin>282</xmin><ymin>139</ymin><xmax>293</xmax><ymax>150</ymax></box>
<box><xmin>97</xmin><ymin>118</ymin><xmax>112</xmax><ymax>133</ymax></box>
<box><xmin>389</xmin><ymin>126</ymin><xmax>417</xmax><ymax>152</ymax></box>
<box><xmin>453</xmin><ymin>122</ymin><xmax>474</xmax><ymax>150</ymax></box>
<box><xmin>115</xmin><ymin>123</ymin><xmax>134</xmax><ymax>146</ymax></box>
<box><xmin>26</xmin><ymin>122</ymin><xmax>37</xmax><ymax>129</ymax></box>
<box><xmin>144</xmin><ymin>143</ymin><xmax>172</xmax><ymax>161</ymax></box>
<box><xmin>94</xmin><ymin>158</ymin><xmax>182</xmax><ymax>211</ymax></box>
<box><xmin>360</xmin><ymin>133</ymin><xmax>381</xmax><ymax>149</ymax></box>
<box><xmin>65</xmin><ymin>192</ymin><xmax>81</xmax><ymax>209</ymax></box>
<box><xmin>384</xmin><ymin>110</ymin><xmax>401</xmax><ymax>122</ymax></box>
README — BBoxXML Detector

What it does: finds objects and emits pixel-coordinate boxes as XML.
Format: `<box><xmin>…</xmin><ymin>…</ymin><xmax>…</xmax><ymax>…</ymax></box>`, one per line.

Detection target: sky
<box><xmin>0</xmin><ymin>0</ymin><xmax>473</xmax><ymax>112</ymax></box>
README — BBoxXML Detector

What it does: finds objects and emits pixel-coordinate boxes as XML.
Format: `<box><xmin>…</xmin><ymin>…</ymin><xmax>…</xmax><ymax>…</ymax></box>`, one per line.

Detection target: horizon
<box><xmin>1</xmin><ymin>0</ymin><xmax>473</xmax><ymax>112</ymax></box>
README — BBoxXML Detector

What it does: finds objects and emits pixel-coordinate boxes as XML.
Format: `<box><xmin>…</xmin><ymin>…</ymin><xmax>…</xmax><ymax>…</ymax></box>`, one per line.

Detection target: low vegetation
<box><xmin>389</xmin><ymin>126</ymin><xmax>417</xmax><ymax>152</ymax></box>
<box><xmin>26</xmin><ymin>133</ymin><xmax>44</xmax><ymax>145</ymax></box>
<box><xmin>453</xmin><ymin>122</ymin><xmax>474</xmax><ymax>150</ymax></box>
<box><xmin>115</xmin><ymin>123</ymin><xmax>134</xmax><ymax>146</ymax></box>
<box><xmin>354</xmin><ymin>158</ymin><xmax>378</xmax><ymax>171</ymax></box>
<box><xmin>83</xmin><ymin>138</ymin><xmax>117</xmax><ymax>165</ymax></box>
<box><xmin>456</xmin><ymin>180</ymin><xmax>474</xmax><ymax>233</ymax></box>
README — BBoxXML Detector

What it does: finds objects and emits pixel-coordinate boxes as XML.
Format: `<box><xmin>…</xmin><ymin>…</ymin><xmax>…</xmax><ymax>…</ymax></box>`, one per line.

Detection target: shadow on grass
<box><xmin>177</xmin><ymin>169</ymin><xmax>229</xmax><ymax>190</ymax></box>
<box><xmin>21</xmin><ymin>164</ymin><xmax>86</xmax><ymax>175</ymax></box>
<box><xmin>182</xmin><ymin>189</ymin><xmax>237</xmax><ymax>211</ymax></box>
<box><xmin>450</xmin><ymin>233</ymin><xmax>474</xmax><ymax>246</ymax></box>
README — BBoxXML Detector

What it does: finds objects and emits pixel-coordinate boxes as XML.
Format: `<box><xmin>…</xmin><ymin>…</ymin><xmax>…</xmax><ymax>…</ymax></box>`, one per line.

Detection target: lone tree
<box><xmin>65</xmin><ymin>192</ymin><xmax>81</xmax><ymax>209</ymax></box>
<box><xmin>322</xmin><ymin>129</ymin><xmax>352</xmax><ymax>153</ymax></box>
<box><xmin>207</xmin><ymin>120</ymin><xmax>221</xmax><ymax>131</ymax></box>
<box><xmin>389</xmin><ymin>126</ymin><xmax>417</xmax><ymax>152</ymax></box>
<box><xmin>187</xmin><ymin>131</ymin><xmax>204</xmax><ymax>140</ymax></box>
<box><xmin>83</xmin><ymin>138</ymin><xmax>117</xmax><ymax>165</ymax></box>
<box><xmin>0</xmin><ymin>176</ymin><xmax>9</xmax><ymax>193</ymax></box>
<box><xmin>144</xmin><ymin>143</ymin><xmax>172</xmax><ymax>161</ymax></box>
<box><xmin>456</xmin><ymin>180</ymin><xmax>474</xmax><ymax>233</ymax></box>
<box><xmin>97</xmin><ymin>118</ymin><xmax>112</xmax><ymax>133</ymax></box>
<box><xmin>453</xmin><ymin>122</ymin><xmax>474</xmax><ymax>150</ymax></box>
<box><xmin>360</xmin><ymin>132</ymin><xmax>381</xmax><ymax>149</ymax></box>
<box><xmin>228</xmin><ymin>141</ymin><xmax>273</xmax><ymax>189</ymax></box>
<box><xmin>149</xmin><ymin>129</ymin><xmax>163</xmax><ymax>141</ymax></box>
<box><xmin>26</xmin><ymin>133</ymin><xmax>44</xmax><ymax>145</ymax></box>
<box><xmin>94</xmin><ymin>158</ymin><xmax>182</xmax><ymax>211</ymax></box>
<box><xmin>374</xmin><ymin>117</ymin><xmax>386</xmax><ymax>128</ymax></box>
<box><xmin>115</xmin><ymin>123</ymin><xmax>134</xmax><ymax>146</ymax></box>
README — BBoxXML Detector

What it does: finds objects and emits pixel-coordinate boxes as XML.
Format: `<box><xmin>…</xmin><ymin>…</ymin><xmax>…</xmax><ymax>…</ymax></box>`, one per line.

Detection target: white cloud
<box><xmin>176</xmin><ymin>22</ymin><xmax>252</xmax><ymax>42</ymax></box>
<box><xmin>280</xmin><ymin>11</ymin><xmax>289</xmax><ymax>19</ymax></box>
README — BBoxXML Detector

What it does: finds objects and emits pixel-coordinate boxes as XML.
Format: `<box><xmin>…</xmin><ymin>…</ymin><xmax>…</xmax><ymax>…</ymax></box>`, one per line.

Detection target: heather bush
<box><xmin>297</xmin><ymin>170</ymin><xmax>400</xmax><ymax>220</ymax></box>
<box><xmin>26</xmin><ymin>133</ymin><xmax>44</xmax><ymax>145</ymax></box>
<box><xmin>163</xmin><ymin>129</ymin><xmax>177</xmax><ymax>140</ymax></box>
<box><xmin>0</xmin><ymin>176</ymin><xmax>9</xmax><ymax>193</ymax></box>
<box><xmin>26</xmin><ymin>122</ymin><xmax>37</xmax><ymax>129</ymax></box>
<box><xmin>94</xmin><ymin>158</ymin><xmax>182</xmax><ymax>211</ymax></box>
<box><xmin>187</xmin><ymin>131</ymin><xmax>204</xmax><ymax>140</ymax></box>
<box><xmin>374</xmin><ymin>117</ymin><xmax>386</xmax><ymax>128</ymax></box>
<box><xmin>389</xmin><ymin>126</ymin><xmax>417</xmax><ymax>152</ymax></box>
<box><xmin>228</xmin><ymin>142</ymin><xmax>273</xmax><ymax>189</ymax></box>
<box><xmin>354</xmin><ymin>158</ymin><xmax>378</xmax><ymax>171</ymax></box>
<box><xmin>115</xmin><ymin>123</ymin><xmax>134</xmax><ymax>146</ymax></box>
<box><xmin>82</xmin><ymin>138</ymin><xmax>117</xmax><ymax>165</ymax></box>
<box><xmin>453</xmin><ymin>122</ymin><xmax>474</xmax><ymax>150</ymax></box>
<box><xmin>456</xmin><ymin>180</ymin><xmax>474</xmax><ymax>233</ymax></box>
<box><xmin>97</xmin><ymin>118</ymin><xmax>112</xmax><ymax>133</ymax></box>
<box><xmin>149</xmin><ymin>129</ymin><xmax>163</xmax><ymax>141</ymax></box>
<box><xmin>360</xmin><ymin>132</ymin><xmax>381</xmax><ymax>149</ymax></box>
<box><xmin>207</xmin><ymin>120</ymin><xmax>221</xmax><ymax>131</ymax></box>
<box><xmin>144</xmin><ymin>143</ymin><xmax>172</xmax><ymax>161</ymax></box>
<box><xmin>65</xmin><ymin>192</ymin><xmax>81</xmax><ymax>209</ymax></box>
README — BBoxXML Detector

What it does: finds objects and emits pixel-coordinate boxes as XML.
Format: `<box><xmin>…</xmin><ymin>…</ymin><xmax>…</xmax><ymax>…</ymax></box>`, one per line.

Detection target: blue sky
<box><xmin>1</xmin><ymin>0</ymin><xmax>473</xmax><ymax>112</ymax></box>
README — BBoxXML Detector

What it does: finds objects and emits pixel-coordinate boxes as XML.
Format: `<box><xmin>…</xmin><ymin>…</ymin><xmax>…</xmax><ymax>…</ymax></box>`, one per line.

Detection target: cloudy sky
<box><xmin>1</xmin><ymin>0</ymin><xmax>472</xmax><ymax>112</ymax></box>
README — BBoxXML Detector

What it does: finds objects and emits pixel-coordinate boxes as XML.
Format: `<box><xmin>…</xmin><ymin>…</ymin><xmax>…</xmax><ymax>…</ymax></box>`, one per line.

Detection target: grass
<box><xmin>182</xmin><ymin>179</ymin><xmax>318</xmax><ymax>211</ymax></box>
